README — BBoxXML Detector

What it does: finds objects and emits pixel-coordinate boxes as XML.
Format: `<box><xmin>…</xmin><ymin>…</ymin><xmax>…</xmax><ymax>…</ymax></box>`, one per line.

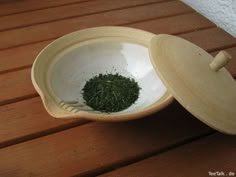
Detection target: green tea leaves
<box><xmin>82</xmin><ymin>73</ymin><xmax>140</xmax><ymax>113</ymax></box>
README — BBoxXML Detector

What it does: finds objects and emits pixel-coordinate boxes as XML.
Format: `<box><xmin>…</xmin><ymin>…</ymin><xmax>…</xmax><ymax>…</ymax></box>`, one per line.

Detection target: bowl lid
<box><xmin>149</xmin><ymin>34</ymin><xmax>236</xmax><ymax>134</ymax></box>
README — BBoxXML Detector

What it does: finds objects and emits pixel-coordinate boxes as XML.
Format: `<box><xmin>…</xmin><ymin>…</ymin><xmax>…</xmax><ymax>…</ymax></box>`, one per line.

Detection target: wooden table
<box><xmin>0</xmin><ymin>0</ymin><xmax>235</xmax><ymax>176</ymax></box>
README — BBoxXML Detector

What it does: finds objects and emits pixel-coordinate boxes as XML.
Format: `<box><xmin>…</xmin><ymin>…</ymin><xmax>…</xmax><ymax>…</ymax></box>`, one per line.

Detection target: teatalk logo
<box><xmin>208</xmin><ymin>171</ymin><xmax>235</xmax><ymax>176</ymax></box>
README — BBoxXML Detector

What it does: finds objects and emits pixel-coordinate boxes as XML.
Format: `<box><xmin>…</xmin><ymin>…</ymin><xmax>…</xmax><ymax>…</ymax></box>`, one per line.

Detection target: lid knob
<box><xmin>210</xmin><ymin>51</ymin><xmax>232</xmax><ymax>72</ymax></box>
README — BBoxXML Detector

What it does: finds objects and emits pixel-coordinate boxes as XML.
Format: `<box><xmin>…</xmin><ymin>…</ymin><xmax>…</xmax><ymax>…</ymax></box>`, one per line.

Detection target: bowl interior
<box><xmin>48</xmin><ymin>39</ymin><xmax>167</xmax><ymax>114</ymax></box>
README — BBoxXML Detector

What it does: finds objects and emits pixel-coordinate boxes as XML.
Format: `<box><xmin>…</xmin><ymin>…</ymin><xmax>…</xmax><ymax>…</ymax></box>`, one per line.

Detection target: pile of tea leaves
<box><xmin>82</xmin><ymin>73</ymin><xmax>140</xmax><ymax>113</ymax></box>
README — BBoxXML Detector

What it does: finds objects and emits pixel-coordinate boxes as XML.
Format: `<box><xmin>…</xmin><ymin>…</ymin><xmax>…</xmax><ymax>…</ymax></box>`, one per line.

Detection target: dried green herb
<box><xmin>82</xmin><ymin>73</ymin><xmax>140</xmax><ymax>113</ymax></box>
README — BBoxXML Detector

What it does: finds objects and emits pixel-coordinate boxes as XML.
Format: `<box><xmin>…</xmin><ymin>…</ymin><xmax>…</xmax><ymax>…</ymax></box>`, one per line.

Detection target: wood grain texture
<box><xmin>0</xmin><ymin>1</ymin><xmax>234</xmax><ymax>176</ymax></box>
<box><xmin>99</xmin><ymin>134</ymin><xmax>236</xmax><ymax>177</ymax></box>
<box><xmin>0</xmin><ymin>69</ymin><xmax>35</xmax><ymax>105</ymax></box>
<box><xmin>0</xmin><ymin>97</ymin><xmax>88</xmax><ymax>148</ymax></box>
<box><xmin>128</xmin><ymin>12</ymin><xmax>214</xmax><ymax>34</ymax></box>
<box><xmin>0</xmin><ymin>40</ymin><xmax>51</xmax><ymax>74</ymax></box>
<box><xmin>0</xmin><ymin>12</ymin><xmax>213</xmax><ymax>73</ymax></box>
<box><xmin>0</xmin><ymin>0</ymin><xmax>89</xmax><ymax>16</ymax></box>
<box><xmin>179</xmin><ymin>28</ymin><xmax>236</xmax><ymax>52</ymax></box>
<box><xmin>0</xmin><ymin>27</ymin><xmax>235</xmax><ymax>106</ymax></box>
<box><xmin>0</xmin><ymin>12</ymin><xmax>224</xmax><ymax>149</ymax></box>
<box><xmin>0</xmin><ymin>101</ymin><xmax>212</xmax><ymax>177</ymax></box>
<box><xmin>0</xmin><ymin>1</ymin><xmax>192</xmax><ymax>50</ymax></box>
<box><xmin>0</xmin><ymin>0</ymin><xmax>167</xmax><ymax>31</ymax></box>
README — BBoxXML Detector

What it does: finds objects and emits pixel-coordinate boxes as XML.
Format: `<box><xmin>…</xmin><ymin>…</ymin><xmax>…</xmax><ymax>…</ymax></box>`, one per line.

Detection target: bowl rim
<box><xmin>31</xmin><ymin>26</ymin><xmax>174</xmax><ymax>121</ymax></box>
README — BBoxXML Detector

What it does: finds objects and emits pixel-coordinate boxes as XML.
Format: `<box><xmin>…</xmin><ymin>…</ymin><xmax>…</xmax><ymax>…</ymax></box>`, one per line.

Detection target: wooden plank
<box><xmin>0</xmin><ymin>12</ymin><xmax>214</xmax><ymax>73</ymax></box>
<box><xmin>99</xmin><ymin>134</ymin><xmax>236</xmax><ymax>177</ymax></box>
<box><xmin>0</xmin><ymin>0</ymin><xmax>89</xmax><ymax>16</ymax></box>
<box><xmin>0</xmin><ymin>1</ymin><xmax>192</xmax><ymax>50</ymax></box>
<box><xmin>0</xmin><ymin>27</ymin><xmax>235</xmax><ymax>106</ymax></box>
<box><xmin>0</xmin><ymin>0</ymin><xmax>165</xmax><ymax>31</ymax></box>
<box><xmin>0</xmin><ymin>40</ymin><xmax>51</xmax><ymax>74</ymax></box>
<box><xmin>0</xmin><ymin>12</ymin><xmax>218</xmax><ymax>149</ymax></box>
<box><xmin>2</xmin><ymin>48</ymin><xmax>235</xmax><ymax>148</ymax></box>
<box><xmin>0</xmin><ymin>101</ymin><xmax>212</xmax><ymax>177</ymax></box>
<box><xmin>0</xmin><ymin>69</ymin><xmax>35</xmax><ymax>105</ymax></box>
<box><xmin>0</xmin><ymin>97</ymin><xmax>88</xmax><ymax>148</ymax></box>
<box><xmin>179</xmin><ymin>28</ymin><xmax>236</xmax><ymax>52</ymax></box>
<box><xmin>0</xmin><ymin>48</ymin><xmax>234</xmax><ymax>149</ymax></box>
<box><xmin>212</xmin><ymin>46</ymin><xmax>236</xmax><ymax>78</ymax></box>
<box><xmin>128</xmin><ymin>12</ymin><xmax>214</xmax><ymax>34</ymax></box>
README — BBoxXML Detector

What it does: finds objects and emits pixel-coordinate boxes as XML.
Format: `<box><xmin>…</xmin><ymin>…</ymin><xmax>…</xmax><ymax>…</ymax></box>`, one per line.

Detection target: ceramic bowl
<box><xmin>31</xmin><ymin>26</ymin><xmax>173</xmax><ymax>121</ymax></box>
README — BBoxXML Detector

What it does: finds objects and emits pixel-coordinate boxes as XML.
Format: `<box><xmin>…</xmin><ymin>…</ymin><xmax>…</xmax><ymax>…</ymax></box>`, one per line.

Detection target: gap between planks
<box><xmin>0</xmin><ymin>0</ymin><xmax>92</xmax><ymax>17</ymax></box>
<box><xmin>0</xmin><ymin>111</ymin><xmax>215</xmax><ymax>177</ymax></box>
<box><xmin>0</xmin><ymin>2</ymin><xmax>233</xmax><ymax>174</ymax></box>
<box><xmin>0</xmin><ymin>119</ymin><xmax>90</xmax><ymax>149</ymax></box>
<box><xmin>0</xmin><ymin>11</ymin><xmax>212</xmax><ymax>75</ymax></box>
<box><xmin>0</xmin><ymin>0</ymin><xmax>174</xmax><ymax>17</ymax></box>
<box><xmin>0</xmin><ymin>26</ymin><xmax>218</xmax><ymax>75</ymax></box>
<box><xmin>0</xmin><ymin>92</ymin><xmax>38</xmax><ymax>106</ymax></box>
<box><xmin>0</xmin><ymin>11</ymin><xmax>195</xmax><ymax>52</ymax></box>
<box><xmin>0</xmin><ymin>96</ymin><xmax>215</xmax><ymax>150</ymax></box>
<box><xmin>0</xmin><ymin>0</ymin><xmax>176</xmax><ymax>32</ymax></box>
<box><xmin>0</xmin><ymin>27</ymin><xmax>235</xmax><ymax>108</ymax></box>
<box><xmin>0</xmin><ymin>52</ymin><xmax>235</xmax><ymax>149</ymax></box>
<box><xmin>97</xmin><ymin>133</ymin><xmax>236</xmax><ymax>177</ymax></box>
<box><xmin>0</xmin><ymin>16</ymin><xmax>234</xmax><ymax>151</ymax></box>
<box><xmin>73</xmin><ymin>131</ymin><xmax>216</xmax><ymax>177</ymax></box>
<box><xmin>0</xmin><ymin>0</ymin><xmax>193</xmax><ymax>51</ymax></box>
<box><xmin>0</xmin><ymin>44</ymin><xmax>234</xmax><ymax>149</ymax></box>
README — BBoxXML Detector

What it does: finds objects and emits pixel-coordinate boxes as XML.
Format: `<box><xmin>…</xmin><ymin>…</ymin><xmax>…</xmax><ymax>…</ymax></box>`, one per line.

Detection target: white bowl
<box><xmin>31</xmin><ymin>26</ymin><xmax>173</xmax><ymax>121</ymax></box>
